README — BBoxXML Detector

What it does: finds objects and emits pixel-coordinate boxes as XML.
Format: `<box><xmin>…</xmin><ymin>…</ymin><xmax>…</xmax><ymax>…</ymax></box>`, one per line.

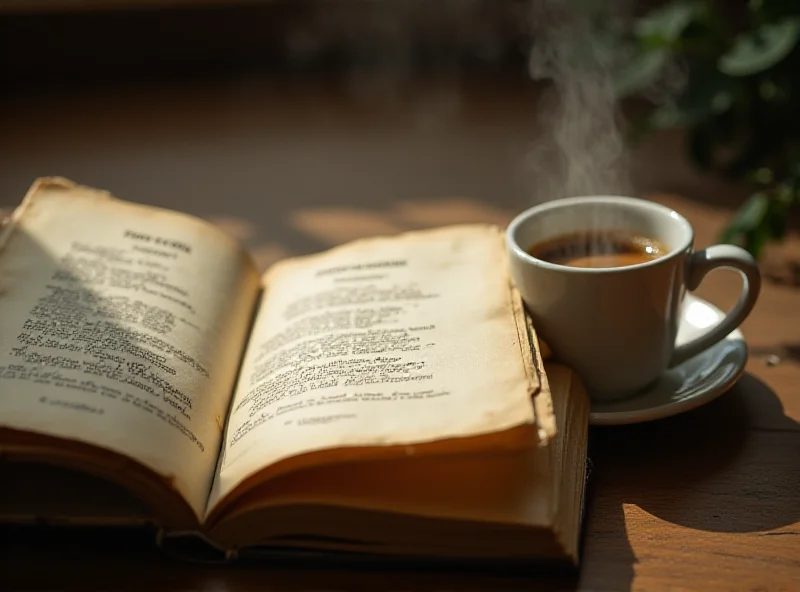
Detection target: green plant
<box><xmin>613</xmin><ymin>0</ymin><xmax>800</xmax><ymax>258</ymax></box>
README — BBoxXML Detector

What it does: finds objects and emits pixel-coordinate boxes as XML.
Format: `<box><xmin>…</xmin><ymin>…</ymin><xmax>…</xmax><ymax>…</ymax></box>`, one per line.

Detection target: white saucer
<box><xmin>590</xmin><ymin>294</ymin><xmax>748</xmax><ymax>426</ymax></box>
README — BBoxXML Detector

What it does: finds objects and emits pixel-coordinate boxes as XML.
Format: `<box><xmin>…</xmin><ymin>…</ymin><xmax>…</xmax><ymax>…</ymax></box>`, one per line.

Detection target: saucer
<box><xmin>590</xmin><ymin>294</ymin><xmax>748</xmax><ymax>426</ymax></box>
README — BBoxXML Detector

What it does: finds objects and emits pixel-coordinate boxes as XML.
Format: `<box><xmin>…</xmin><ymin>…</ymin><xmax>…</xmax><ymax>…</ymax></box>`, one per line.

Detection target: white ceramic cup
<box><xmin>506</xmin><ymin>196</ymin><xmax>761</xmax><ymax>400</ymax></box>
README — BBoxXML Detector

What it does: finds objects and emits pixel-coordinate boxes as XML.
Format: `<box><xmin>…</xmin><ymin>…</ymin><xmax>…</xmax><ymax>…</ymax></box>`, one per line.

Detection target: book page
<box><xmin>0</xmin><ymin>178</ymin><xmax>260</xmax><ymax>521</ymax></box>
<box><xmin>208</xmin><ymin>224</ymin><xmax>541</xmax><ymax>513</ymax></box>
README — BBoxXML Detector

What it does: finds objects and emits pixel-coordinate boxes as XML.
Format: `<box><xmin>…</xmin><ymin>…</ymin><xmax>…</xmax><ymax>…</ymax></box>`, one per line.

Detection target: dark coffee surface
<box><xmin>527</xmin><ymin>230</ymin><xmax>668</xmax><ymax>268</ymax></box>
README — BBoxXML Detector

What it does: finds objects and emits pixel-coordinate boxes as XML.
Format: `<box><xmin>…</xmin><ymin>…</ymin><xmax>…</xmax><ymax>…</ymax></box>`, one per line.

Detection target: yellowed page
<box><xmin>208</xmin><ymin>224</ymin><xmax>541</xmax><ymax>513</ymax></box>
<box><xmin>208</xmin><ymin>446</ymin><xmax>554</xmax><ymax>551</ymax></box>
<box><xmin>0</xmin><ymin>178</ymin><xmax>260</xmax><ymax>521</ymax></box>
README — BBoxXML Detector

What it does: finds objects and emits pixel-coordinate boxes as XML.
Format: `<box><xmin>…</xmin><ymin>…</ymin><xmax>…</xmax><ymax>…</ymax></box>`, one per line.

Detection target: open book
<box><xmin>0</xmin><ymin>178</ymin><xmax>589</xmax><ymax>566</ymax></box>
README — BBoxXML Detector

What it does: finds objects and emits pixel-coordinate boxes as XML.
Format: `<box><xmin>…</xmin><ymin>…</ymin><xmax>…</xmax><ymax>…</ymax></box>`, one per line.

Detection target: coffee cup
<box><xmin>506</xmin><ymin>195</ymin><xmax>761</xmax><ymax>400</ymax></box>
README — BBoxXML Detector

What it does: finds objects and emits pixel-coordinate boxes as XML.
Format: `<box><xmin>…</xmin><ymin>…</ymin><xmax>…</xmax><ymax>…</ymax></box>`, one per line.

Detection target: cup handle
<box><xmin>670</xmin><ymin>244</ymin><xmax>761</xmax><ymax>367</ymax></box>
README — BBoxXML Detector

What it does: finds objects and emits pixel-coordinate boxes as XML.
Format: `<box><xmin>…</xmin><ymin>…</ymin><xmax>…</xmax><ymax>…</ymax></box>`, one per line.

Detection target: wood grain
<box><xmin>1</xmin><ymin>72</ymin><xmax>798</xmax><ymax>591</ymax></box>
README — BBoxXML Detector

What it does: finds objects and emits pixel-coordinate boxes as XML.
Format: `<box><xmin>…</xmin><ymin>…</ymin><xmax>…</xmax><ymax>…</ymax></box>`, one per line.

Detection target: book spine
<box><xmin>155</xmin><ymin>528</ymin><xmax>238</xmax><ymax>564</ymax></box>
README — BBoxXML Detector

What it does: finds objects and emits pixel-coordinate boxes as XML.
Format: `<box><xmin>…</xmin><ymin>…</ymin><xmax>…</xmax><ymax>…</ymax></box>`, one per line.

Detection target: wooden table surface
<box><xmin>0</xmin><ymin>73</ymin><xmax>798</xmax><ymax>591</ymax></box>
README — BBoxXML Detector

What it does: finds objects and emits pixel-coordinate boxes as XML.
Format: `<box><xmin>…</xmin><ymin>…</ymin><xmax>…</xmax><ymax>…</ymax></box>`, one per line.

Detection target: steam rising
<box><xmin>525</xmin><ymin>0</ymin><xmax>634</xmax><ymax>203</ymax></box>
<box><xmin>278</xmin><ymin>0</ymin><xmax>682</xmax><ymax>212</ymax></box>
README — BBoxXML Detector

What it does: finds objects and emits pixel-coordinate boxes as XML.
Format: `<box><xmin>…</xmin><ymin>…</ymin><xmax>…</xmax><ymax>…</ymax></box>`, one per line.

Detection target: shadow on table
<box><xmin>580</xmin><ymin>371</ymin><xmax>800</xmax><ymax>590</ymax></box>
<box><xmin>9</xmin><ymin>373</ymin><xmax>794</xmax><ymax>592</ymax></box>
<box><xmin>1</xmin><ymin>534</ymin><xmax>579</xmax><ymax>592</ymax></box>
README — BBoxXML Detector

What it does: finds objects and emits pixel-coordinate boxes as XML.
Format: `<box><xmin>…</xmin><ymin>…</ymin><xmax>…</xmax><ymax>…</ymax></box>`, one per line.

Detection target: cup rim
<box><xmin>506</xmin><ymin>195</ymin><xmax>694</xmax><ymax>274</ymax></box>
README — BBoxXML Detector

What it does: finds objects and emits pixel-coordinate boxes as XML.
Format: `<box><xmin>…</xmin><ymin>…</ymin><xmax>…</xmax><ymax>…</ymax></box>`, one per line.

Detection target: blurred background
<box><xmin>1</xmin><ymin>0</ymin><xmax>798</xmax><ymax>280</ymax></box>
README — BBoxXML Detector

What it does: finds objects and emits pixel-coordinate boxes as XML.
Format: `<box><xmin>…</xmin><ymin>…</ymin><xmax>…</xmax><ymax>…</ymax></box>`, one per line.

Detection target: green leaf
<box><xmin>717</xmin><ymin>224</ymin><xmax>743</xmax><ymax>246</ymax></box>
<box><xmin>751</xmin><ymin>0</ymin><xmax>800</xmax><ymax>23</ymax></box>
<box><xmin>767</xmin><ymin>208</ymin><xmax>789</xmax><ymax>240</ymax></box>
<box><xmin>718</xmin><ymin>17</ymin><xmax>800</xmax><ymax>76</ymax></box>
<box><xmin>745</xmin><ymin>221</ymin><xmax>773</xmax><ymax>257</ymax></box>
<box><xmin>750</xmin><ymin>167</ymin><xmax>775</xmax><ymax>184</ymax></box>
<box><xmin>719</xmin><ymin>192</ymin><xmax>770</xmax><ymax>245</ymax></box>
<box><xmin>645</xmin><ymin>59</ymin><xmax>738</xmax><ymax>132</ymax></box>
<box><xmin>614</xmin><ymin>49</ymin><xmax>668</xmax><ymax>97</ymax></box>
<box><xmin>648</xmin><ymin>104</ymin><xmax>685</xmax><ymax>128</ymax></box>
<box><xmin>634</xmin><ymin>1</ymin><xmax>701</xmax><ymax>44</ymax></box>
<box><xmin>766</xmin><ymin>184</ymin><xmax>798</xmax><ymax>240</ymax></box>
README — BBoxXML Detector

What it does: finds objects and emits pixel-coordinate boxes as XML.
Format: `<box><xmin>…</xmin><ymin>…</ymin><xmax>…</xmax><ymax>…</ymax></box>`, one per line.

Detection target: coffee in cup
<box><xmin>506</xmin><ymin>196</ymin><xmax>761</xmax><ymax>400</ymax></box>
<box><xmin>526</xmin><ymin>229</ymin><xmax>669</xmax><ymax>269</ymax></box>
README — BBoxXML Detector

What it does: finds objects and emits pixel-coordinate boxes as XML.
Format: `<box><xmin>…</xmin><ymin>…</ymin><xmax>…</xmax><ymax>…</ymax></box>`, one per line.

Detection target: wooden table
<box><xmin>1</xmin><ymin>74</ymin><xmax>798</xmax><ymax>591</ymax></box>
